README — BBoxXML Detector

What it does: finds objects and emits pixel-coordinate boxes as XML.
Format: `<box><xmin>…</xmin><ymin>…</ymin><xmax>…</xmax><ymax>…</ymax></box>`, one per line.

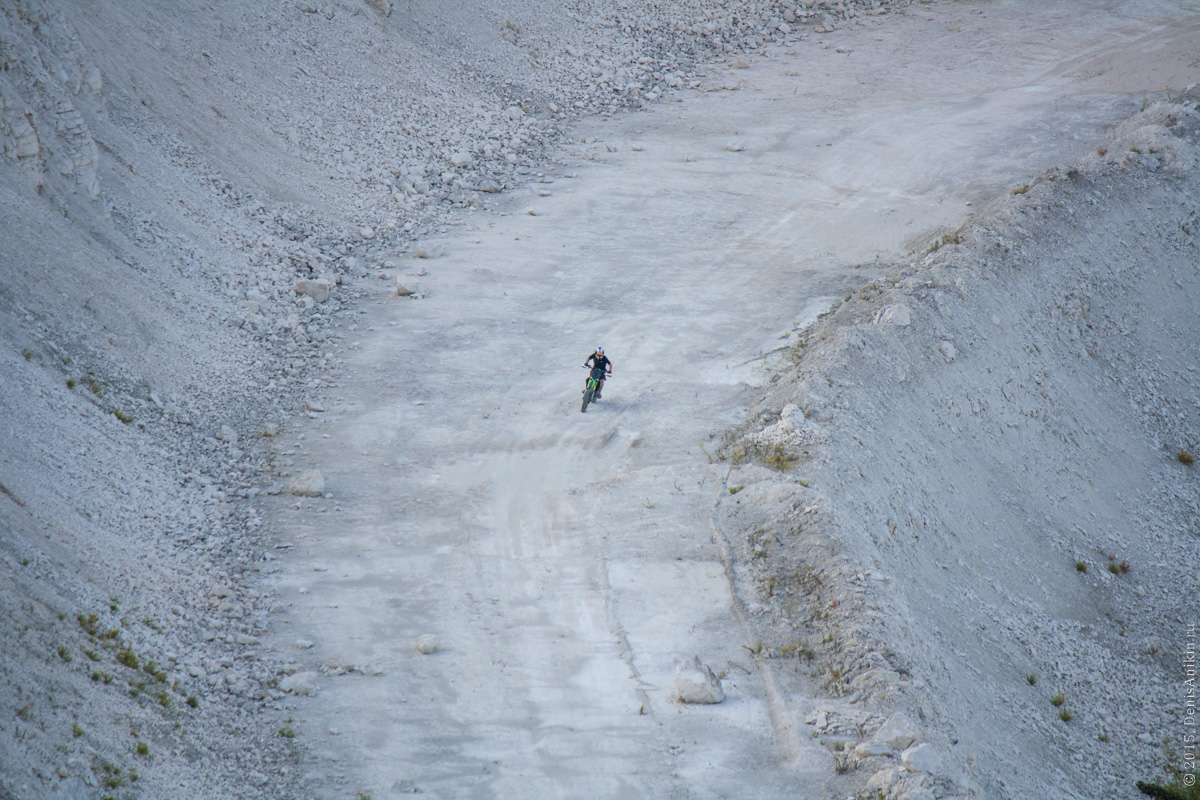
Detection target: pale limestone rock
<box><xmin>674</xmin><ymin>656</ymin><xmax>724</xmax><ymax>704</ymax></box>
<box><xmin>872</xmin><ymin>712</ymin><xmax>916</xmax><ymax>751</ymax></box>
<box><xmin>289</xmin><ymin>470</ymin><xmax>325</xmax><ymax>497</ymax></box>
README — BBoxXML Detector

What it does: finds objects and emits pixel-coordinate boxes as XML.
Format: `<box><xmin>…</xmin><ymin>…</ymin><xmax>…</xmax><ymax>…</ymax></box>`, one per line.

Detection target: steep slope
<box><xmin>725</xmin><ymin>96</ymin><xmax>1200</xmax><ymax>799</ymax></box>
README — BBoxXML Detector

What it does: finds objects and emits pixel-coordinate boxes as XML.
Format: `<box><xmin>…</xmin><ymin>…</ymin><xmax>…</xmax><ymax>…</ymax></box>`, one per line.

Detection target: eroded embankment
<box><xmin>719</xmin><ymin>96</ymin><xmax>1200</xmax><ymax>799</ymax></box>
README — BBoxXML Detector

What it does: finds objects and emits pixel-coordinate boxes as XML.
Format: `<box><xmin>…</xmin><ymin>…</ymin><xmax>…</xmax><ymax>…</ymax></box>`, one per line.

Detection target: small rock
<box><xmin>477</xmin><ymin>179</ymin><xmax>502</xmax><ymax>193</ymax></box>
<box><xmin>294</xmin><ymin>278</ymin><xmax>331</xmax><ymax>303</ymax></box>
<box><xmin>303</xmin><ymin>399</ymin><xmax>326</xmax><ymax>412</ymax></box>
<box><xmin>280</xmin><ymin>671</ymin><xmax>318</xmax><ymax>696</ymax></box>
<box><xmin>289</xmin><ymin>470</ymin><xmax>325</xmax><ymax>497</ymax></box>
<box><xmin>266</xmin><ymin>482</ymin><xmax>284</xmax><ymax>495</ymax></box>
<box><xmin>866</xmin><ymin>768</ymin><xmax>900</xmax><ymax>791</ymax></box>
<box><xmin>295</xmin><ymin>639</ymin><xmax>314</xmax><ymax>649</ymax></box>
<box><xmin>879</xmin><ymin>304</ymin><xmax>911</xmax><ymax>327</ymax></box>
<box><xmin>901</xmin><ymin>743</ymin><xmax>942</xmax><ymax>773</ymax></box>
<box><xmin>216</xmin><ymin>424</ymin><xmax>238</xmax><ymax>444</ymax></box>
<box><xmin>872</xmin><ymin>712</ymin><xmax>916</xmax><ymax>750</ymax></box>
<box><xmin>524</xmin><ymin>207</ymin><xmax>538</xmax><ymax>216</ymax></box>
<box><xmin>854</xmin><ymin>740</ymin><xmax>894</xmax><ymax>759</ymax></box>
<box><xmin>939</xmin><ymin>341</ymin><xmax>958</xmax><ymax>362</ymax></box>
<box><xmin>449</xmin><ymin>152</ymin><xmax>473</xmax><ymax>168</ymax></box>
<box><xmin>725</xmin><ymin>140</ymin><xmax>747</xmax><ymax>152</ymax></box>
<box><xmin>392</xmin><ymin>781</ymin><xmax>420</xmax><ymax>794</ymax></box>
<box><xmin>359</xmin><ymin>226</ymin><xmax>375</xmax><ymax>239</ymax></box>
<box><xmin>416</xmin><ymin>634</ymin><xmax>440</xmax><ymax>654</ymax></box>
<box><xmin>730</xmin><ymin>57</ymin><xmax>749</xmax><ymax>69</ymax></box>
<box><xmin>395</xmin><ymin>279</ymin><xmax>415</xmax><ymax>297</ymax></box>
<box><xmin>674</xmin><ymin>656</ymin><xmax>724</xmax><ymax>704</ymax></box>
<box><xmin>415</xmin><ymin>244</ymin><xmax>445</xmax><ymax>259</ymax></box>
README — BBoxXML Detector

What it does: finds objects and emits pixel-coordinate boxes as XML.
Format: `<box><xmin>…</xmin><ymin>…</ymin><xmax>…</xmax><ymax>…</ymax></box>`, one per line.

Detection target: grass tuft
<box><xmin>1050</xmin><ymin>692</ymin><xmax>1066</xmax><ymax>707</ymax></box>
<box><xmin>1075</xmin><ymin>561</ymin><xmax>1087</xmax><ymax>573</ymax></box>
<box><xmin>1026</xmin><ymin>673</ymin><xmax>1038</xmax><ymax>686</ymax></box>
<box><xmin>1179</xmin><ymin>450</ymin><xmax>1195</xmax><ymax>465</ymax></box>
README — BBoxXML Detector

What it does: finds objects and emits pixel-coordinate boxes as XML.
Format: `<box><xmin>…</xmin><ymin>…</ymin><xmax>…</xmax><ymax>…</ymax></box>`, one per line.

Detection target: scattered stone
<box><xmin>280</xmin><ymin>671</ymin><xmax>318</xmax><ymax>696</ymax></box>
<box><xmin>289</xmin><ymin>470</ymin><xmax>325</xmax><ymax>497</ymax></box>
<box><xmin>873</xmin><ymin>712</ymin><xmax>916</xmax><ymax>750</ymax></box>
<box><xmin>294</xmin><ymin>278</ymin><xmax>332</xmax><ymax>303</ymax></box>
<box><xmin>866</xmin><ymin>768</ymin><xmax>900</xmax><ymax>792</ymax></box>
<box><xmin>853</xmin><ymin>740</ymin><xmax>894</xmax><ymax>759</ymax></box>
<box><xmin>359</xmin><ymin>226</ymin><xmax>375</xmax><ymax>239</ymax></box>
<box><xmin>303</xmin><ymin>399</ymin><xmax>326</xmax><ymax>412</ymax></box>
<box><xmin>674</xmin><ymin>655</ymin><xmax>724</xmax><ymax>704</ymax></box>
<box><xmin>730</xmin><ymin>57</ymin><xmax>750</xmax><ymax>69</ymax></box>
<box><xmin>416</xmin><ymin>634</ymin><xmax>440</xmax><ymax>654</ymax></box>
<box><xmin>878</xmin><ymin>304</ymin><xmax>912</xmax><ymax>327</ymax></box>
<box><xmin>725</xmin><ymin>140</ymin><xmax>747</xmax><ymax>152</ymax></box>
<box><xmin>415</xmin><ymin>244</ymin><xmax>445</xmax><ymax>259</ymax></box>
<box><xmin>395</xmin><ymin>279</ymin><xmax>415</xmax><ymax>297</ymax></box>
<box><xmin>477</xmin><ymin>179</ymin><xmax>502</xmax><ymax>193</ymax></box>
<box><xmin>449</xmin><ymin>151</ymin><xmax>473</xmax><ymax>168</ymax></box>
<box><xmin>295</xmin><ymin>639</ymin><xmax>314</xmax><ymax>649</ymax></box>
<box><xmin>939</xmin><ymin>341</ymin><xmax>958</xmax><ymax>362</ymax></box>
<box><xmin>901</xmin><ymin>743</ymin><xmax>942</xmax><ymax>774</ymax></box>
<box><xmin>524</xmin><ymin>207</ymin><xmax>539</xmax><ymax>216</ymax></box>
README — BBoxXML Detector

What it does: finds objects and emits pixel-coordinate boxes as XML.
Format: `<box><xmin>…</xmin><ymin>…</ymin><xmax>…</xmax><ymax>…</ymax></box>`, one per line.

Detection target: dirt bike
<box><xmin>581</xmin><ymin>365</ymin><xmax>609</xmax><ymax>413</ymax></box>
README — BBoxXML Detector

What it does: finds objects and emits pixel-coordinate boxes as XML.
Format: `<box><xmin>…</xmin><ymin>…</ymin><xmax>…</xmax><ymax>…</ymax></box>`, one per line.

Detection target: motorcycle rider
<box><xmin>584</xmin><ymin>346</ymin><xmax>613</xmax><ymax>400</ymax></box>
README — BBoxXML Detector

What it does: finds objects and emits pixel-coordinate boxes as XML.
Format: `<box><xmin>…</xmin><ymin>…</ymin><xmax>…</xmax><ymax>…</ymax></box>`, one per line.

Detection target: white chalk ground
<box><xmin>2</xmin><ymin>0</ymin><xmax>1198</xmax><ymax>798</ymax></box>
<box><xmin>264</xmin><ymin>3</ymin><xmax>1200</xmax><ymax>798</ymax></box>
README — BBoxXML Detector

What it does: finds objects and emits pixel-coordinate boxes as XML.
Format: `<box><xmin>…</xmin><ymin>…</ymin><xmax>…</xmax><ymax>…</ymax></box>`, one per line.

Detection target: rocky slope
<box><xmin>719</xmin><ymin>94</ymin><xmax>1200</xmax><ymax>799</ymax></box>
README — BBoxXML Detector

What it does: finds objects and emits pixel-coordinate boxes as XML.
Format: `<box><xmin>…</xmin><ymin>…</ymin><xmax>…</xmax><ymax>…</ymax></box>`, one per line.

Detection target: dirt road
<box><xmin>264</xmin><ymin>2</ymin><xmax>1199</xmax><ymax>797</ymax></box>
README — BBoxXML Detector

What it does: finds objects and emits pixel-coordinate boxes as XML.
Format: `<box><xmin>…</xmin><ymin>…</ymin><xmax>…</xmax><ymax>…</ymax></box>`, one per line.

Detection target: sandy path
<box><xmin>264</xmin><ymin>2</ymin><xmax>1200</xmax><ymax>797</ymax></box>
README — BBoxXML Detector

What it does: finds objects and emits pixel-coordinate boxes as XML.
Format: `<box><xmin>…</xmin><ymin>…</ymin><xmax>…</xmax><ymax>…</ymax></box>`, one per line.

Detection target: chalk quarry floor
<box><xmin>260</xmin><ymin>2</ymin><xmax>1200</xmax><ymax>797</ymax></box>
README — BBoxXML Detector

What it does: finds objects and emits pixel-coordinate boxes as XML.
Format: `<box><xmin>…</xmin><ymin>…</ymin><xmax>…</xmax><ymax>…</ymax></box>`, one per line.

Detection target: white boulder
<box><xmin>289</xmin><ymin>470</ymin><xmax>325</xmax><ymax>497</ymax></box>
<box><xmin>294</xmin><ymin>278</ymin><xmax>331</xmax><ymax>303</ymax></box>
<box><xmin>674</xmin><ymin>656</ymin><xmax>724</xmax><ymax>704</ymax></box>
<box><xmin>416</xmin><ymin>634</ymin><xmax>440</xmax><ymax>654</ymax></box>
<box><xmin>901</xmin><ymin>743</ymin><xmax>942</xmax><ymax>774</ymax></box>
<box><xmin>280</xmin><ymin>671</ymin><xmax>318</xmax><ymax>696</ymax></box>
<box><xmin>872</xmin><ymin>712</ymin><xmax>916</xmax><ymax>750</ymax></box>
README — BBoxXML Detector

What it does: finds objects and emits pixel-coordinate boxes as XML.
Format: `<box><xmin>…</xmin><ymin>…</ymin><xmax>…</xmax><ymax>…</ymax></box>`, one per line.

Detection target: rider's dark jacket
<box><xmin>585</xmin><ymin>352</ymin><xmax>612</xmax><ymax>373</ymax></box>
